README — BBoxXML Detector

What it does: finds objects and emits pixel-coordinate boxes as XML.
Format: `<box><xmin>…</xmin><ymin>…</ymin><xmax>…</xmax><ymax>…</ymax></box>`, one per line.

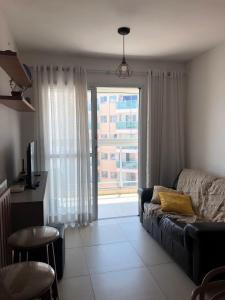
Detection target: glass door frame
<box><xmin>89</xmin><ymin>86</ymin><xmax>98</xmax><ymax>220</ymax></box>
<box><xmin>88</xmin><ymin>85</ymin><xmax>142</xmax><ymax>221</ymax></box>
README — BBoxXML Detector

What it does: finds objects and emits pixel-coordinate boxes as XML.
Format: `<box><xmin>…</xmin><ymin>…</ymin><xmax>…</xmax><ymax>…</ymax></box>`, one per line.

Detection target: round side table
<box><xmin>0</xmin><ymin>261</ymin><xmax>55</xmax><ymax>300</ymax></box>
<box><xmin>8</xmin><ymin>226</ymin><xmax>60</xmax><ymax>300</ymax></box>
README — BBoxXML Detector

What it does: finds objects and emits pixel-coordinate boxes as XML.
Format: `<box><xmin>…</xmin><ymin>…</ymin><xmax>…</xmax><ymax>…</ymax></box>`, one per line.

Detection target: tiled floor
<box><xmin>59</xmin><ymin>216</ymin><xmax>196</xmax><ymax>300</ymax></box>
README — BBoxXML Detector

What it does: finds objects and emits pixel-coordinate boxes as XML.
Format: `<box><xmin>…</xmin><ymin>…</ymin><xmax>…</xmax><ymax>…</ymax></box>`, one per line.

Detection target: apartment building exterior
<box><xmin>88</xmin><ymin>89</ymin><xmax>139</xmax><ymax>195</ymax></box>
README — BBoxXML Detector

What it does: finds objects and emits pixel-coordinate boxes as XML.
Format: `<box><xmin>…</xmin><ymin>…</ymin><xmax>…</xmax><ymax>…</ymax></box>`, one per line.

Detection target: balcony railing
<box><xmin>116</xmin><ymin>121</ymin><xmax>138</xmax><ymax>129</ymax></box>
<box><xmin>98</xmin><ymin>180</ymin><xmax>137</xmax><ymax>195</ymax></box>
<box><xmin>116</xmin><ymin>100</ymin><xmax>137</xmax><ymax>109</ymax></box>
<box><xmin>116</xmin><ymin>161</ymin><xmax>137</xmax><ymax>169</ymax></box>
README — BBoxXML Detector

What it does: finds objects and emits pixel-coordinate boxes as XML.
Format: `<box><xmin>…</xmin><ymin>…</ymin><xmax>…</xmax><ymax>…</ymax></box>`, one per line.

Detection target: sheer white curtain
<box><xmin>139</xmin><ymin>70</ymin><xmax>185</xmax><ymax>188</ymax></box>
<box><xmin>33</xmin><ymin>65</ymin><xmax>93</xmax><ymax>226</ymax></box>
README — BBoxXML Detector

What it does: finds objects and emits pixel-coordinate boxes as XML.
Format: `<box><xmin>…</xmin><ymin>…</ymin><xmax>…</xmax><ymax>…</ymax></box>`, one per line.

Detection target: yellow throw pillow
<box><xmin>159</xmin><ymin>192</ymin><xmax>194</xmax><ymax>216</ymax></box>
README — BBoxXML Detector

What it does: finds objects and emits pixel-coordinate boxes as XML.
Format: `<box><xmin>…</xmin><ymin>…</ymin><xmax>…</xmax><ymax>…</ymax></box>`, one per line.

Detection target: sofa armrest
<box><xmin>139</xmin><ymin>188</ymin><xmax>153</xmax><ymax>209</ymax></box>
<box><xmin>185</xmin><ymin>222</ymin><xmax>225</xmax><ymax>284</ymax></box>
<box><xmin>138</xmin><ymin>187</ymin><xmax>153</xmax><ymax>223</ymax></box>
<box><xmin>185</xmin><ymin>222</ymin><xmax>225</xmax><ymax>239</ymax></box>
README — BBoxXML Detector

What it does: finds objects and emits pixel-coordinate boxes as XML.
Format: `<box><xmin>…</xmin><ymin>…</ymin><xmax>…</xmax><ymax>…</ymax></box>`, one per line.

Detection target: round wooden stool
<box><xmin>0</xmin><ymin>261</ymin><xmax>55</xmax><ymax>300</ymax></box>
<box><xmin>8</xmin><ymin>226</ymin><xmax>60</xmax><ymax>300</ymax></box>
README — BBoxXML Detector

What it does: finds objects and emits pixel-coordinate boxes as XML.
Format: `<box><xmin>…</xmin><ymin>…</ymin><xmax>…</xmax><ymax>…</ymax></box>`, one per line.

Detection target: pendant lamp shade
<box><xmin>116</xmin><ymin>27</ymin><xmax>132</xmax><ymax>78</ymax></box>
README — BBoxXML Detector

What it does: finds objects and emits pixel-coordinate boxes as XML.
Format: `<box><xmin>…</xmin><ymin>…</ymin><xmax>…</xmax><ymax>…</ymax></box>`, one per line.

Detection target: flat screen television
<box><xmin>26</xmin><ymin>141</ymin><xmax>36</xmax><ymax>188</ymax></box>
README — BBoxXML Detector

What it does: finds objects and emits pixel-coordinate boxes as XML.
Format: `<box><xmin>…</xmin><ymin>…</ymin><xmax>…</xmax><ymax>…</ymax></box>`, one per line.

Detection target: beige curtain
<box><xmin>33</xmin><ymin>66</ymin><xmax>93</xmax><ymax>226</ymax></box>
<box><xmin>139</xmin><ymin>70</ymin><xmax>185</xmax><ymax>188</ymax></box>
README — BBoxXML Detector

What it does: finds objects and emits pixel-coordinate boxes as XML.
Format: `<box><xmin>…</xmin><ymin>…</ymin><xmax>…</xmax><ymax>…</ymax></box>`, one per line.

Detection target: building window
<box><xmin>110</xmin><ymin>116</ymin><xmax>117</xmax><ymax>123</ymax></box>
<box><xmin>131</xmin><ymin>95</ymin><xmax>137</xmax><ymax>100</ymax></box>
<box><xmin>125</xmin><ymin>115</ymin><xmax>130</xmax><ymax>122</ymax></box>
<box><xmin>101</xmin><ymin>171</ymin><xmax>108</xmax><ymax>178</ymax></box>
<box><xmin>123</xmin><ymin>95</ymin><xmax>137</xmax><ymax>101</ymax></box>
<box><xmin>110</xmin><ymin>153</ymin><xmax>116</xmax><ymax>160</ymax></box>
<box><xmin>100</xmin><ymin>116</ymin><xmax>107</xmax><ymax>123</ymax></box>
<box><xmin>100</xmin><ymin>134</ymin><xmax>108</xmax><ymax>139</ymax></box>
<box><xmin>125</xmin><ymin>172</ymin><xmax>136</xmax><ymax>181</ymax></box>
<box><xmin>132</xmin><ymin>115</ymin><xmax>137</xmax><ymax>122</ymax></box>
<box><xmin>126</xmin><ymin>153</ymin><xmax>136</xmax><ymax>162</ymax></box>
<box><xmin>109</xmin><ymin>95</ymin><xmax>117</xmax><ymax>102</ymax></box>
<box><xmin>110</xmin><ymin>172</ymin><xmax>117</xmax><ymax>179</ymax></box>
<box><xmin>101</xmin><ymin>153</ymin><xmax>108</xmax><ymax>160</ymax></box>
<box><xmin>100</xmin><ymin>96</ymin><xmax>107</xmax><ymax>103</ymax></box>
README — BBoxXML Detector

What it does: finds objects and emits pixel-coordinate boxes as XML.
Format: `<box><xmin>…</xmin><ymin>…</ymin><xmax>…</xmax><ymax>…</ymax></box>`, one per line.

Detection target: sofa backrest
<box><xmin>205</xmin><ymin>178</ymin><xmax>225</xmax><ymax>221</ymax></box>
<box><xmin>176</xmin><ymin>169</ymin><xmax>218</xmax><ymax>219</ymax></box>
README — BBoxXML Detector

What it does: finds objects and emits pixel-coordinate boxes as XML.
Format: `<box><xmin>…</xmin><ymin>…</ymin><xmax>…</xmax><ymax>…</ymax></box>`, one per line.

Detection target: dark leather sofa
<box><xmin>139</xmin><ymin>169</ymin><xmax>225</xmax><ymax>285</ymax></box>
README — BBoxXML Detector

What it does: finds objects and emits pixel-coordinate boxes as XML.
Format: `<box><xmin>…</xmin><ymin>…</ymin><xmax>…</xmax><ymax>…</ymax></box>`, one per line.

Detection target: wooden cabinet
<box><xmin>11</xmin><ymin>172</ymin><xmax>48</xmax><ymax>232</ymax></box>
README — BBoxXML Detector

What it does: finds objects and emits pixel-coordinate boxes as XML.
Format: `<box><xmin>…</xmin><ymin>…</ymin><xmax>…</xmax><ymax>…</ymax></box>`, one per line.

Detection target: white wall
<box><xmin>0</xmin><ymin>10</ymin><xmax>22</xmax><ymax>183</ymax></box>
<box><xmin>186</xmin><ymin>40</ymin><xmax>225</xmax><ymax>177</ymax></box>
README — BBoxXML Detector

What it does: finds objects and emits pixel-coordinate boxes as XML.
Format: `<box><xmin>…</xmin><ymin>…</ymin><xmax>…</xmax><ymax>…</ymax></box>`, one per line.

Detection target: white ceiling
<box><xmin>2</xmin><ymin>0</ymin><xmax>225</xmax><ymax>61</ymax></box>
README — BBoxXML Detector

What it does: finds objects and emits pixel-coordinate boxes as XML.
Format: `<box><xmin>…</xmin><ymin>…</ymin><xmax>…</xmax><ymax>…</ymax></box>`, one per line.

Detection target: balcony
<box><xmin>116</xmin><ymin>161</ymin><xmax>137</xmax><ymax>169</ymax></box>
<box><xmin>116</xmin><ymin>100</ymin><xmax>137</xmax><ymax>109</ymax></box>
<box><xmin>116</xmin><ymin>121</ymin><xmax>137</xmax><ymax>129</ymax></box>
<box><xmin>98</xmin><ymin>182</ymin><xmax>138</xmax><ymax>218</ymax></box>
<box><xmin>98</xmin><ymin>194</ymin><xmax>138</xmax><ymax>218</ymax></box>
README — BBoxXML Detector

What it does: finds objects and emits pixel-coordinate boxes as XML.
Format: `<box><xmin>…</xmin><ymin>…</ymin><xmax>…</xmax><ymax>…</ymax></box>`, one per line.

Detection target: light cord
<box><xmin>123</xmin><ymin>35</ymin><xmax>125</xmax><ymax>59</ymax></box>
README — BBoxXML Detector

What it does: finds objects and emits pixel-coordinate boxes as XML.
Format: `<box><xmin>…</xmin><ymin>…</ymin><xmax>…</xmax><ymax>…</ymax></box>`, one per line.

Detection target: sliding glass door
<box><xmin>88</xmin><ymin>87</ymin><xmax>139</xmax><ymax>219</ymax></box>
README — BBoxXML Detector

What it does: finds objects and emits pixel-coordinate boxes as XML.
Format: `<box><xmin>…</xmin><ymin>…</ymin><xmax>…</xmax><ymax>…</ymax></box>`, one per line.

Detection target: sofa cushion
<box><xmin>151</xmin><ymin>185</ymin><xmax>180</xmax><ymax>204</ymax></box>
<box><xmin>144</xmin><ymin>201</ymin><xmax>201</xmax><ymax>224</ymax></box>
<box><xmin>160</xmin><ymin>217</ymin><xmax>186</xmax><ymax>246</ymax></box>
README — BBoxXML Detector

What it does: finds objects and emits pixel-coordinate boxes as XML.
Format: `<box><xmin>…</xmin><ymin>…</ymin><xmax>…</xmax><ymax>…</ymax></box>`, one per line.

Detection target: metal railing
<box><xmin>116</xmin><ymin>100</ymin><xmax>138</xmax><ymax>109</ymax></box>
<box><xmin>116</xmin><ymin>161</ymin><xmax>137</xmax><ymax>169</ymax></box>
<box><xmin>98</xmin><ymin>180</ymin><xmax>137</xmax><ymax>195</ymax></box>
<box><xmin>116</xmin><ymin>121</ymin><xmax>138</xmax><ymax>129</ymax></box>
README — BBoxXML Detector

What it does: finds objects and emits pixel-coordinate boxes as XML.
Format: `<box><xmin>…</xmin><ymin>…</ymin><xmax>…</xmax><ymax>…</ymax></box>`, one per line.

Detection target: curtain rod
<box><xmin>37</xmin><ymin>66</ymin><xmax>148</xmax><ymax>76</ymax></box>
<box><xmin>34</xmin><ymin>66</ymin><xmax>185</xmax><ymax>76</ymax></box>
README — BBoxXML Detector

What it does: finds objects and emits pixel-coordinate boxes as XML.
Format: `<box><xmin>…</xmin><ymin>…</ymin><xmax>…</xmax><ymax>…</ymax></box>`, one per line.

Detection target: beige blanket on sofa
<box><xmin>144</xmin><ymin>169</ymin><xmax>225</xmax><ymax>223</ymax></box>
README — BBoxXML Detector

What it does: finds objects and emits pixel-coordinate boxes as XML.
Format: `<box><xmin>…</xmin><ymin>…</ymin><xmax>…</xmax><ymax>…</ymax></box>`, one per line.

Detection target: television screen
<box><xmin>30</xmin><ymin>141</ymin><xmax>35</xmax><ymax>173</ymax></box>
<box><xmin>26</xmin><ymin>141</ymin><xmax>36</xmax><ymax>188</ymax></box>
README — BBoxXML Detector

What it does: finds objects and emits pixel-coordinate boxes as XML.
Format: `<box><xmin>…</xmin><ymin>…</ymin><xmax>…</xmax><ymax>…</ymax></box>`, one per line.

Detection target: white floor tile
<box><xmin>93</xmin><ymin>218</ymin><xmax>119</xmax><ymax>226</ymax></box>
<box><xmin>59</xmin><ymin>276</ymin><xmax>95</xmax><ymax>300</ymax></box>
<box><xmin>149</xmin><ymin>263</ymin><xmax>196</xmax><ymax>300</ymax></box>
<box><xmin>64</xmin><ymin>247</ymin><xmax>89</xmax><ymax>278</ymax></box>
<box><xmin>130</xmin><ymin>235</ymin><xmax>172</xmax><ymax>266</ymax></box>
<box><xmin>65</xmin><ymin>228</ymin><xmax>83</xmax><ymax>248</ymax></box>
<box><xmin>98</xmin><ymin>202</ymin><xmax>138</xmax><ymax>218</ymax></box>
<box><xmin>91</xmin><ymin>267</ymin><xmax>166</xmax><ymax>300</ymax></box>
<box><xmin>116</xmin><ymin>216</ymin><xmax>140</xmax><ymax>224</ymax></box>
<box><xmin>95</xmin><ymin>216</ymin><xmax>139</xmax><ymax>226</ymax></box>
<box><xmin>79</xmin><ymin>223</ymin><xmax>127</xmax><ymax>246</ymax></box>
<box><xmin>61</xmin><ymin>216</ymin><xmax>195</xmax><ymax>300</ymax></box>
<box><xmin>119</xmin><ymin>221</ymin><xmax>150</xmax><ymax>241</ymax></box>
<box><xmin>84</xmin><ymin>242</ymin><xmax>144</xmax><ymax>274</ymax></box>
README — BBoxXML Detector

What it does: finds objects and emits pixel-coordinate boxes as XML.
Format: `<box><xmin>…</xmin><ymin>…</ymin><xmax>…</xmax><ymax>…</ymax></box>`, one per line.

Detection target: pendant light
<box><xmin>116</xmin><ymin>27</ymin><xmax>132</xmax><ymax>78</ymax></box>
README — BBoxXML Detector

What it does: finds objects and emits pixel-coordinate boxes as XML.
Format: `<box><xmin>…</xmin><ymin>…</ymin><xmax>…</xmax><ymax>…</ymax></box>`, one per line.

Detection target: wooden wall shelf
<box><xmin>0</xmin><ymin>96</ymin><xmax>35</xmax><ymax>112</ymax></box>
<box><xmin>0</xmin><ymin>50</ymin><xmax>32</xmax><ymax>87</ymax></box>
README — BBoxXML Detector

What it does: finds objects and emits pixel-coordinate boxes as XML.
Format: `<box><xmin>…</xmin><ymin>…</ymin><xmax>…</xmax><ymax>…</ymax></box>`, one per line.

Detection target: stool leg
<box><xmin>50</xmin><ymin>242</ymin><xmax>59</xmax><ymax>300</ymax></box>
<box><xmin>46</xmin><ymin>244</ymin><xmax>50</xmax><ymax>264</ymax></box>
<box><xmin>12</xmin><ymin>250</ymin><xmax>14</xmax><ymax>263</ymax></box>
<box><xmin>21</xmin><ymin>250</ymin><xmax>27</xmax><ymax>262</ymax></box>
<box><xmin>13</xmin><ymin>250</ymin><xmax>20</xmax><ymax>263</ymax></box>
